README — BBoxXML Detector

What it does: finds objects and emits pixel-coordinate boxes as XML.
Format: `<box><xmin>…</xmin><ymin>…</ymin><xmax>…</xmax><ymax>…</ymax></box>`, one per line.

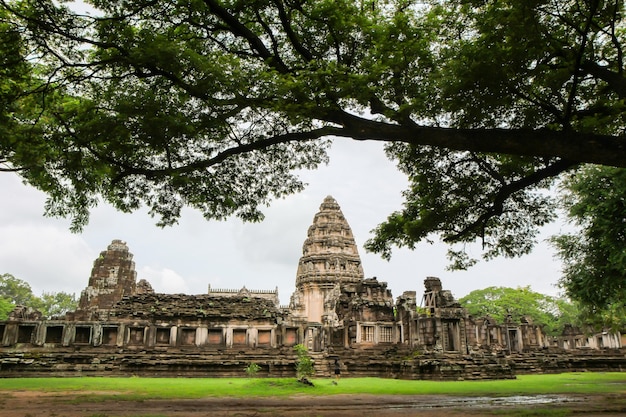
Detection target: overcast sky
<box><xmin>0</xmin><ymin>139</ymin><xmax>568</xmax><ymax>305</ymax></box>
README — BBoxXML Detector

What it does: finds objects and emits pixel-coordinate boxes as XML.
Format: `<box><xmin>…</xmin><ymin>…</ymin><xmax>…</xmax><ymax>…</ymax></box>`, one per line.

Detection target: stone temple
<box><xmin>0</xmin><ymin>196</ymin><xmax>624</xmax><ymax>379</ymax></box>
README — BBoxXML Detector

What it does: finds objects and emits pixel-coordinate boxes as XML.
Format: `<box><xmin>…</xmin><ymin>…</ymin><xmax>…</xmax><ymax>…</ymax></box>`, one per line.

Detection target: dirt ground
<box><xmin>1</xmin><ymin>391</ymin><xmax>625</xmax><ymax>417</ymax></box>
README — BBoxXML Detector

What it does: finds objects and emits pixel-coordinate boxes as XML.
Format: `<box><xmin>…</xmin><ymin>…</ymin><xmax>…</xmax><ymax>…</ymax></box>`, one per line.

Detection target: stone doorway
<box><xmin>442</xmin><ymin>320</ymin><xmax>461</xmax><ymax>352</ymax></box>
<box><xmin>508</xmin><ymin>329</ymin><xmax>520</xmax><ymax>352</ymax></box>
<box><xmin>306</xmin><ymin>326</ymin><xmax>322</xmax><ymax>351</ymax></box>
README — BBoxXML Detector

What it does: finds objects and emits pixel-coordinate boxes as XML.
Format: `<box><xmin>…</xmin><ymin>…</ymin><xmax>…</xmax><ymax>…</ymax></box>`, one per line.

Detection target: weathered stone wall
<box><xmin>0</xmin><ymin>347</ymin><xmax>300</xmax><ymax>378</ymax></box>
<box><xmin>508</xmin><ymin>349</ymin><xmax>626</xmax><ymax>374</ymax></box>
<box><xmin>110</xmin><ymin>293</ymin><xmax>282</xmax><ymax>322</ymax></box>
<box><xmin>2</xmin><ymin>346</ymin><xmax>625</xmax><ymax>379</ymax></box>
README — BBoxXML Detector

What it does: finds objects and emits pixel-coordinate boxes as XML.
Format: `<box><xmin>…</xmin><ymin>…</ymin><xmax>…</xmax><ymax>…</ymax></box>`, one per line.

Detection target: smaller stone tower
<box><xmin>76</xmin><ymin>240</ymin><xmax>140</xmax><ymax>319</ymax></box>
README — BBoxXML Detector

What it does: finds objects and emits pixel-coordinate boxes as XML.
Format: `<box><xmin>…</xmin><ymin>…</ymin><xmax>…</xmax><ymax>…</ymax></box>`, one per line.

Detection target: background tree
<box><xmin>0</xmin><ymin>273</ymin><xmax>36</xmax><ymax>306</ymax></box>
<box><xmin>0</xmin><ymin>0</ymin><xmax>625</xmax><ymax>268</ymax></box>
<box><xmin>32</xmin><ymin>291</ymin><xmax>78</xmax><ymax>319</ymax></box>
<box><xmin>0</xmin><ymin>298</ymin><xmax>13</xmax><ymax>320</ymax></box>
<box><xmin>551</xmin><ymin>166</ymin><xmax>626</xmax><ymax>331</ymax></box>
<box><xmin>0</xmin><ymin>273</ymin><xmax>77</xmax><ymax>319</ymax></box>
<box><xmin>458</xmin><ymin>286</ymin><xmax>579</xmax><ymax>336</ymax></box>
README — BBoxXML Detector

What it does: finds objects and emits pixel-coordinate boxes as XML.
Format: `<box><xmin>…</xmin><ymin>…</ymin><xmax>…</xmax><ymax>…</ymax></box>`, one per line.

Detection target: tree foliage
<box><xmin>32</xmin><ymin>291</ymin><xmax>78</xmax><ymax>319</ymax></box>
<box><xmin>0</xmin><ymin>298</ymin><xmax>13</xmax><ymax>321</ymax></box>
<box><xmin>0</xmin><ymin>273</ymin><xmax>77</xmax><ymax>319</ymax></box>
<box><xmin>459</xmin><ymin>286</ymin><xmax>579</xmax><ymax>336</ymax></box>
<box><xmin>551</xmin><ymin>166</ymin><xmax>626</xmax><ymax>331</ymax></box>
<box><xmin>1</xmin><ymin>0</ymin><xmax>626</xmax><ymax>265</ymax></box>
<box><xmin>0</xmin><ymin>272</ymin><xmax>36</xmax><ymax>306</ymax></box>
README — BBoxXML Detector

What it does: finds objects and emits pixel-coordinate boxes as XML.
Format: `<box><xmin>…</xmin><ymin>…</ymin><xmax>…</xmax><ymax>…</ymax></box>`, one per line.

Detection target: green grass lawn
<box><xmin>0</xmin><ymin>372</ymin><xmax>624</xmax><ymax>400</ymax></box>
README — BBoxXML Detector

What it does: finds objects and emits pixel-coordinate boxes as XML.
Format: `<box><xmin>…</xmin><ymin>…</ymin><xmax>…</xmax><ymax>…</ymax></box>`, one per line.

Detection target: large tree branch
<box><xmin>108</xmin><ymin>116</ymin><xmax>626</xmax><ymax>185</ymax></box>
<box><xmin>201</xmin><ymin>0</ymin><xmax>290</xmax><ymax>73</ymax></box>
<box><xmin>334</xmin><ymin>116</ymin><xmax>626</xmax><ymax>168</ymax></box>
<box><xmin>273</xmin><ymin>0</ymin><xmax>314</xmax><ymax>62</ymax></box>
<box><xmin>110</xmin><ymin>126</ymin><xmax>340</xmax><ymax>181</ymax></box>
<box><xmin>107</xmin><ymin>113</ymin><xmax>626</xmax><ymax>182</ymax></box>
<box><xmin>581</xmin><ymin>61</ymin><xmax>626</xmax><ymax>98</ymax></box>
<box><xmin>443</xmin><ymin>159</ymin><xmax>577</xmax><ymax>243</ymax></box>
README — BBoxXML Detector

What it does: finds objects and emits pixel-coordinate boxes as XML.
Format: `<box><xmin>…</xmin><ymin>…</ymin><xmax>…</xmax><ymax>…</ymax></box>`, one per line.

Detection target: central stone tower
<box><xmin>290</xmin><ymin>196</ymin><xmax>364</xmax><ymax>323</ymax></box>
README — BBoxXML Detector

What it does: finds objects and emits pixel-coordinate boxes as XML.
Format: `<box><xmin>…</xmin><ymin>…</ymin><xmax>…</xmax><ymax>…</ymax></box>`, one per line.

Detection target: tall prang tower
<box><xmin>290</xmin><ymin>196</ymin><xmax>364</xmax><ymax>323</ymax></box>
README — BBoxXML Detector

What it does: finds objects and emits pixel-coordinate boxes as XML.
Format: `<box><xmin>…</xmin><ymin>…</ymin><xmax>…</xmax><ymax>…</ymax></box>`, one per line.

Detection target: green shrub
<box><xmin>245</xmin><ymin>362</ymin><xmax>261</xmax><ymax>377</ymax></box>
<box><xmin>294</xmin><ymin>344</ymin><xmax>314</xmax><ymax>380</ymax></box>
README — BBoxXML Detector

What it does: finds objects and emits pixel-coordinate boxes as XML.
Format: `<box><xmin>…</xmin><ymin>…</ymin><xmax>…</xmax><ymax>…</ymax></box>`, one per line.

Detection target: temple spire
<box><xmin>295</xmin><ymin>196</ymin><xmax>364</xmax><ymax>288</ymax></box>
<box><xmin>291</xmin><ymin>196</ymin><xmax>364</xmax><ymax>322</ymax></box>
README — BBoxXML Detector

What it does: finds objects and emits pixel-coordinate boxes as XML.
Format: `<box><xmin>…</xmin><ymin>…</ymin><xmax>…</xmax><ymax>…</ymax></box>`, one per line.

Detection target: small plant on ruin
<box><xmin>294</xmin><ymin>344</ymin><xmax>314</xmax><ymax>384</ymax></box>
<box><xmin>245</xmin><ymin>362</ymin><xmax>261</xmax><ymax>377</ymax></box>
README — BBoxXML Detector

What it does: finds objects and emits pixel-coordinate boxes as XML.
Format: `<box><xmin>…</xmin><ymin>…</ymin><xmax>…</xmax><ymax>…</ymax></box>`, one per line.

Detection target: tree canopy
<box><xmin>551</xmin><ymin>166</ymin><xmax>626</xmax><ymax>331</ymax></box>
<box><xmin>458</xmin><ymin>286</ymin><xmax>579</xmax><ymax>336</ymax></box>
<box><xmin>1</xmin><ymin>0</ymin><xmax>625</xmax><ymax>267</ymax></box>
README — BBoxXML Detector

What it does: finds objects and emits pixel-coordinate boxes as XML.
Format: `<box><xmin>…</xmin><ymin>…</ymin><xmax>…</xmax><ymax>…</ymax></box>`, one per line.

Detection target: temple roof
<box><xmin>110</xmin><ymin>293</ymin><xmax>281</xmax><ymax>321</ymax></box>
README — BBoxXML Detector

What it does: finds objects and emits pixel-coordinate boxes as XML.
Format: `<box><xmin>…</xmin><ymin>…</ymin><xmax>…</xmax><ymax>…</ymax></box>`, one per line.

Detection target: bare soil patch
<box><xmin>1</xmin><ymin>391</ymin><xmax>625</xmax><ymax>416</ymax></box>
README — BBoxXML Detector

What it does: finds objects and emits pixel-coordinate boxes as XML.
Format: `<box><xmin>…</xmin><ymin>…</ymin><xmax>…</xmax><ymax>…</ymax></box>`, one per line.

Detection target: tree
<box><xmin>551</xmin><ymin>166</ymin><xmax>626</xmax><ymax>331</ymax></box>
<box><xmin>459</xmin><ymin>286</ymin><xmax>579</xmax><ymax>336</ymax></box>
<box><xmin>32</xmin><ymin>291</ymin><xmax>78</xmax><ymax>319</ymax></box>
<box><xmin>0</xmin><ymin>273</ymin><xmax>78</xmax><ymax>319</ymax></box>
<box><xmin>1</xmin><ymin>0</ymin><xmax>625</xmax><ymax>265</ymax></box>
<box><xmin>0</xmin><ymin>273</ymin><xmax>36</xmax><ymax>306</ymax></box>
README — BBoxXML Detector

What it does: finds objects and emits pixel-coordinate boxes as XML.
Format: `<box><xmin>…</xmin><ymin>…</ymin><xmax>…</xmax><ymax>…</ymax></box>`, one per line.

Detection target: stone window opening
<box><xmin>232</xmin><ymin>329</ymin><xmax>247</xmax><ymax>346</ymax></box>
<box><xmin>361</xmin><ymin>325</ymin><xmax>374</xmax><ymax>343</ymax></box>
<box><xmin>0</xmin><ymin>324</ymin><xmax>4</xmax><ymax>343</ymax></box>
<box><xmin>128</xmin><ymin>327</ymin><xmax>144</xmax><ymax>345</ymax></box>
<box><xmin>379</xmin><ymin>326</ymin><xmax>393</xmax><ymax>343</ymax></box>
<box><xmin>180</xmin><ymin>328</ymin><xmax>196</xmax><ymax>346</ymax></box>
<box><xmin>208</xmin><ymin>329</ymin><xmax>224</xmax><ymax>345</ymax></box>
<box><xmin>45</xmin><ymin>326</ymin><xmax>64</xmax><ymax>344</ymax></box>
<box><xmin>74</xmin><ymin>326</ymin><xmax>92</xmax><ymax>344</ymax></box>
<box><xmin>258</xmin><ymin>329</ymin><xmax>272</xmax><ymax>346</ymax></box>
<box><xmin>284</xmin><ymin>328</ymin><xmax>298</xmax><ymax>346</ymax></box>
<box><xmin>155</xmin><ymin>328</ymin><xmax>170</xmax><ymax>345</ymax></box>
<box><xmin>17</xmin><ymin>325</ymin><xmax>35</xmax><ymax>344</ymax></box>
<box><xmin>102</xmin><ymin>327</ymin><xmax>118</xmax><ymax>345</ymax></box>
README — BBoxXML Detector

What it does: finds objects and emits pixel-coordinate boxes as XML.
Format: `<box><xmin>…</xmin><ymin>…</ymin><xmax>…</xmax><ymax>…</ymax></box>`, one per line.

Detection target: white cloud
<box><xmin>0</xmin><ymin>223</ymin><xmax>94</xmax><ymax>295</ymax></box>
<box><xmin>139</xmin><ymin>266</ymin><xmax>190</xmax><ymax>294</ymax></box>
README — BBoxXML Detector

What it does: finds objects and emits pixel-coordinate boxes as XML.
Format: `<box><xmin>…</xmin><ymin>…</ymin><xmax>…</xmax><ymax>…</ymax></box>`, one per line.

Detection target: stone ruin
<box><xmin>0</xmin><ymin>196</ymin><xmax>624</xmax><ymax>379</ymax></box>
